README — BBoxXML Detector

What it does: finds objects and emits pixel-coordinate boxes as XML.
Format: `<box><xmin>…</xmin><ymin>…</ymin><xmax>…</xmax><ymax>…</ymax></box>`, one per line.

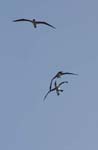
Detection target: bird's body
<box><xmin>13</xmin><ymin>18</ymin><xmax>56</xmax><ymax>29</ymax></box>
<box><xmin>49</xmin><ymin>71</ymin><xmax>78</xmax><ymax>90</ymax></box>
<box><xmin>43</xmin><ymin>81</ymin><xmax>68</xmax><ymax>101</ymax></box>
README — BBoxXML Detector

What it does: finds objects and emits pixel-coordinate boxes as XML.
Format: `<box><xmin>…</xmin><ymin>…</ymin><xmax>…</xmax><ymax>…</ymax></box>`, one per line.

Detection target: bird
<box><xmin>49</xmin><ymin>71</ymin><xmax>78</xmax><ymax>90</ymax></box>
<box><xmin>43</xmin><ymin>81</ymin><xmax>68</xmax><ymax>101</ymax></box>
<box><xmin>13</xmin><ymin>18</ymin><xmax>56</xmax><ymax>29</ymax></box>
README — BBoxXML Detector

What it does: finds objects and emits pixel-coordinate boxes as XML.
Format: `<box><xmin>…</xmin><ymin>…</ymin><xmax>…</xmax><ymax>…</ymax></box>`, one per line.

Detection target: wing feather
<box><xmin>49</xmin><ymin>76</ymin><xmax>57</xmax><ymax>90</ymax></box>
<box><xmin>13</xmin><ymin>18</ymin><xmax>32</xmax><ymax>23</ymax></box>
<box><xmin>63</xmin><ymin>72</ymin><xmax>78</xmax><ymax>75</ymax></box>
<box><xmin>36</xmin><ymin>21</ymin><xmax>56</xmax><ymax>29</ymax></box>
<box><xmin>58</xmin><ymin>81</ymin><xmax>68</xmax><ymax>87</ymax></box>
<box><xmin>43</xmin><ymin>91</ymin><xmax>50</xmax><ymax>101</ymax></box>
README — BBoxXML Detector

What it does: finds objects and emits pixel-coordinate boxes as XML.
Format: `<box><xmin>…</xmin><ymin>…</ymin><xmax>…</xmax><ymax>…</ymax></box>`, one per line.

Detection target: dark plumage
<box><xmin>13</xmin><ymin>18</ymin><xmax>56</xmax><ymax>29</ymax></box>
<box><xmin>43</xmin><ymin>81</ymin><xmax>68</xmax><ymax>101</ymax></box>
<box><xmin>49</xmin><ymin>71</ymin><xmax>78</xmax><ymax>90</ymax></box>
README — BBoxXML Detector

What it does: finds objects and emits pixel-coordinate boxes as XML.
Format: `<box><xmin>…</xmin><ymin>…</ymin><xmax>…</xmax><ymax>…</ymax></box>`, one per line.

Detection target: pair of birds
<box><xmin>13</xmin><ymin>18</ymin><xmax>56</xmax><ymax>29</ymax></box>
<box><xmin>43</xmin><ymin>71</ymin><xmax>78</xmax><ymax>101</ymax></box>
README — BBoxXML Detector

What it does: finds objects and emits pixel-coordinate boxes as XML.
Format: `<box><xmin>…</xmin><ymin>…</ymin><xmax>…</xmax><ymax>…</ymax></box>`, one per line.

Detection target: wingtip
<box><xmin>43</xmin><ymin>95</ymin><xmax>47</xmax><ymax>101</ymax></box>
<box><xmin>53</xmin><ymin>26</ymin><xmax>56</xmax><ymax>29</ymax></box>
<box><xmin>13</xmin><ymin>20</ymin><xmax>17</xmax><ymax>22</ymax></box>
<box><xmin>74</xmin><ymin>73</ymin><xmax>78</xmax><ymax>76</ymax></box>
<box><xmin>43</xmin><ymin>97</ymin><xmax>46</xmax><ymax>102</ymax></box>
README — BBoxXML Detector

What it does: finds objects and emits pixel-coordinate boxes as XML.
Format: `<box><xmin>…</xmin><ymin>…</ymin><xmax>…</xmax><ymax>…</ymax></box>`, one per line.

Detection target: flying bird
<box><xmin>13</xmin><ymin>18</ymin><xmax>56</xmax><ymax>29</ymax></box>
<box><xmin>43</xmin><ymin>81</ymin><xmax>68</xmax><ymax>101</ymax></box>
<box><xmin>49</xmin><ymin>71</ymin><xmax>78</xmax><ymax>90</ymax></box>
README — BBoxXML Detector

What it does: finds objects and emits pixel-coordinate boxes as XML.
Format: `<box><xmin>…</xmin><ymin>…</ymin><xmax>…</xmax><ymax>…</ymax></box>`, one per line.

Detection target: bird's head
<box><xmin>57</xmin><ymin>71</ymin><xmax>64</xmax><ymax>77</ymax></box>
<box><xmin>58</xmin><ymin>71</ymin><xmax>63</xmax><ymax>73</ymax></box>
<box><xmin>32</xmin><ymin>19</ymin><xmax>36</xmax><ymax>22</ymax></box>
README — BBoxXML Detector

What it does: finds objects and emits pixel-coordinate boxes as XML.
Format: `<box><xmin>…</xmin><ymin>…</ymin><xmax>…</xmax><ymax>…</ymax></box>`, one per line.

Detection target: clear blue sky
<box><xmin>0</xmin><ymin>0</ymin><xmax>98</xmax><ymax>149</ymax></box>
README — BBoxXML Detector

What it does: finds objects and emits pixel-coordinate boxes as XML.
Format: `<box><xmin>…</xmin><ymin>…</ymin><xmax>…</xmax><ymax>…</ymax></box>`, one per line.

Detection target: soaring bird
<box><xmin>13</xmin><ymin>18</ymin><xmax>56</xmax><ymax>29</ymax></box>
<box><xmin>43</xmin><ymin>81</ymin><xmax>68</xmax><ymax>101</ymax></box>
<box><xmin>49</xmin><ymin>71</ymin><xmax>78</xmax><ymax>90</ymax></box>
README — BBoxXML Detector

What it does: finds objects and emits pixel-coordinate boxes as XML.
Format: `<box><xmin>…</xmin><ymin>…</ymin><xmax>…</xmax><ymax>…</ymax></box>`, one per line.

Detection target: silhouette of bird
<box><xmin>43</xmin><ymin>81</ymin><xmax>68</xmax><ymax>101</ymax></box>
<box><xmin>49</xmin><ymin>71</ymin><xmax>78</xmax><ymax>90</ymax></box>
<box><xmin>13</xmin><ymin>18</ymin><xmax>56</xmax><ymax>29</ymax></box>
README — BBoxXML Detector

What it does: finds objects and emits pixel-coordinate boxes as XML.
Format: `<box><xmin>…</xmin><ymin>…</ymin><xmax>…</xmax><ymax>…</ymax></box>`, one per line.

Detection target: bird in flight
<box><xmin>13</xmin><ymin>18</ymin><xmax>56</xmax><ymax>29</ymax></box>
<box><xmin>43</xmin><ymin>81</ymin><xmax>68</xmax><ymax>101</ymax></box>
<box><xmin>49</xmin><ymin>71</ymin><xmax>78</xmax><ymax>90</ymax></box>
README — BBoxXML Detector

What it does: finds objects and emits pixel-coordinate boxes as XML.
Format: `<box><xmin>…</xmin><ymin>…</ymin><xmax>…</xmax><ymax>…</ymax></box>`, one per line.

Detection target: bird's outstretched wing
<box><xmin>13</xmin><ymin>18</ymin><xmax>32</xmax><ymax>23</ymax></box>
<box><xmin>49</xmin><ymin>76</ymin><xmax>57</xmax><ymax>90</ymax></box>
<box><xmin>58</xmin><ymin>81</ymin><xmax>68</xmax><ymax>87</ymax></box>
<box><xmin>43</xmin><ymin>88</ymin><xmax>56</xmax><ymax>101</ymax></box>
<box><xmin>63</xmin><ymin>72</ymin><xmax>78</xmax><ymax>76</ymax></box>
<box><xmin>36</xmin><ymin>21</ymin><xmax>56</xmax><ymax>29</ymax></box>
<box><xmin>43</xmin><ymin>91</ymin><xmax>51</xmax><ymax>101</ymax></box>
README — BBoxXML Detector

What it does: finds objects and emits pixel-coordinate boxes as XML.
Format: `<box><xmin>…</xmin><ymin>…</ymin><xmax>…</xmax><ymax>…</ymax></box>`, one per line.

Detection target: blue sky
<box><xmin>0</xmin><ymin>0</ymin><xmax>98</xmax><ymax>149</ymax></box>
